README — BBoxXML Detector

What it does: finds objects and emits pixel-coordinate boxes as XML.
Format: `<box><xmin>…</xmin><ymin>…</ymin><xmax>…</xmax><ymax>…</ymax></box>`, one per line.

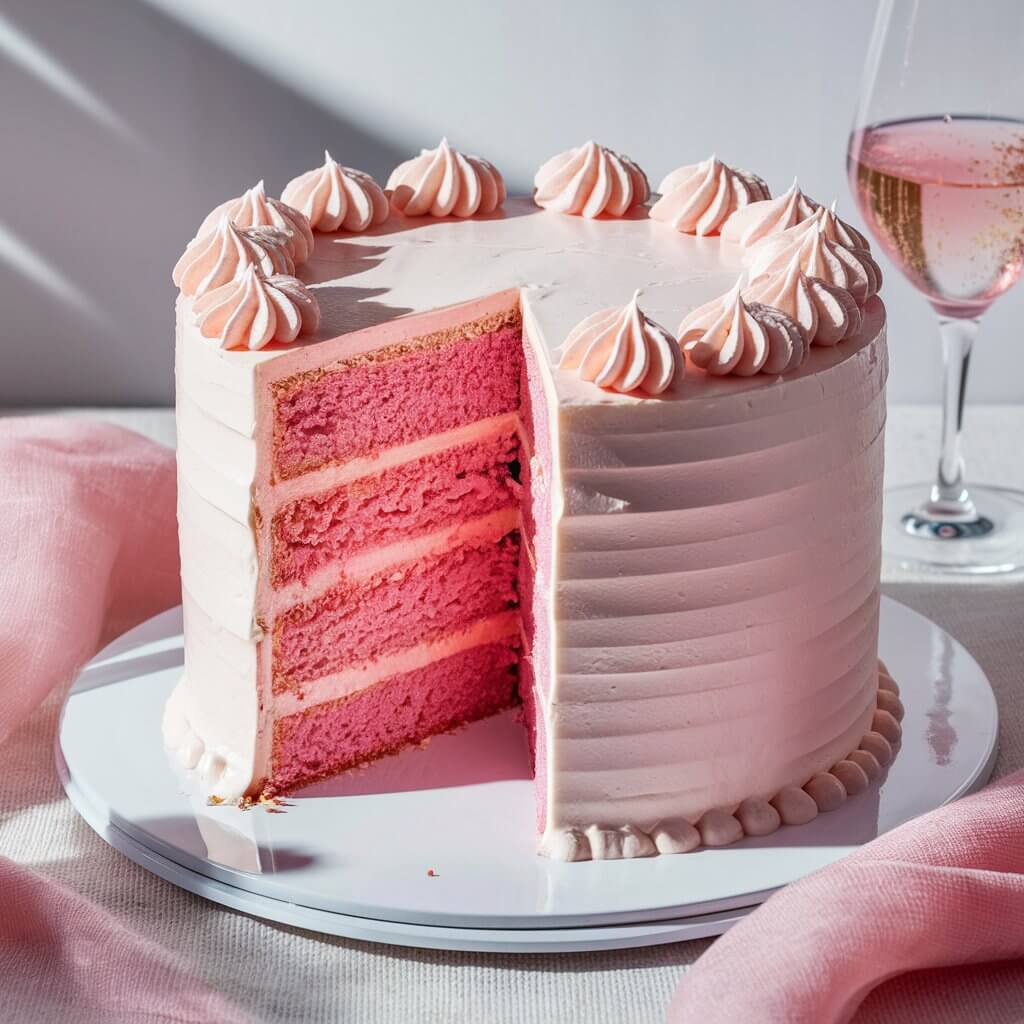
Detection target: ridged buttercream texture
<box><xmin>547</xmin><ymin>311</ymin><xmax>886</xmax><ymax>851</ymax></box>
<box><xmin>541</xmin><ymin>665</ymin><xmax>903</xmax><ymax>860</ymax></box>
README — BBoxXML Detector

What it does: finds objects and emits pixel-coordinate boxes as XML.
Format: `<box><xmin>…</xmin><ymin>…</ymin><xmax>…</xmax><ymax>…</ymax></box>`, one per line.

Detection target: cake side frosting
<box><xmin>542</xmin><ymin>662</ymin><xmax>903</xmax><ymax>860</ymax></box>
<box><xmin>544</xmin><ymin>307</ymin><xmax>886</xmax><ymax>846</ymax></box>
<box><xmin>168</xmin><ymin>190</ymin><xmax>890</xmax><ymax>862</ymax></box>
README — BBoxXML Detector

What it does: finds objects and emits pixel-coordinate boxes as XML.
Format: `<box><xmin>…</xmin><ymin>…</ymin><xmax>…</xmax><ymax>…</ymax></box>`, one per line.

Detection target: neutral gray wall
<box><xmin>1</xmin><ymin>0</ymin><xmax>1021</xmax><ymax>405</ymax></box>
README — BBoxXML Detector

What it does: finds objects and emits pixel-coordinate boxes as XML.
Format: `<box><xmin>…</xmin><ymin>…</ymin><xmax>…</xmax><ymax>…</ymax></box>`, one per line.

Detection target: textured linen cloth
<box><xmin>1</xmin><ymin>406</ymin><xmax>1023</xmax><ymax>1024</ymax></box>
<box><xmin>668</xmin><ymin>770</ymin><xmax>1024</xmax><ymax>1024</ymax></box>
<box><xmin>0</xmin><ymin>417</ymin><xmax>248</xmax><ymax>1024</ymax></box>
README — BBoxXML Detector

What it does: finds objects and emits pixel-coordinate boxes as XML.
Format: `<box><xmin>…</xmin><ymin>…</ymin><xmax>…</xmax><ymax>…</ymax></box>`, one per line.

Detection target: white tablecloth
<box><xmin>2</xmin><ymin>404</ymin><xmax>1023</xmax><ymax>1024</ymax></box>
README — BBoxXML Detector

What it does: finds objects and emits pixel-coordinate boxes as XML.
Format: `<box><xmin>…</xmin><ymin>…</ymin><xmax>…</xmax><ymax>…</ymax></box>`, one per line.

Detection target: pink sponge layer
<box><xmin>273</xmin><ymin>433</ymin><xmax>521</xmax><ymax>587</ymax></box>
<box><xmin>273</xmin><ymin>325</ymin><xmax>524</xmax><ymax>480</ymax></box>
<box><xmin>274</xmin><ymin>534</ymin><xmax>520</xmax><ymax>692</ymax></box>
<box><xmin>270</xmin><ymin>641</ymin><xmax>520</xmax><ymax>793</ymax></box>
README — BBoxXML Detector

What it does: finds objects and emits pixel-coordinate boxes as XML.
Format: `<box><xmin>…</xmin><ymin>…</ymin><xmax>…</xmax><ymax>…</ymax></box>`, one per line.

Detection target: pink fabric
<box><xmin>0</xmin><ymin>417</ymin><xmax>248</xmax><ymax>1023</ymax></box>
<box><xmin>668</xmin><ymin>769</ymin><xmax>1024</xmax><ymax>1024</ymax></box>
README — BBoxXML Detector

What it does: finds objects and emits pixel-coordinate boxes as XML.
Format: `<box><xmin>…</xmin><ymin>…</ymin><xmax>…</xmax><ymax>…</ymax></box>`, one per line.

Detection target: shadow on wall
<box><xmin>0</xmin><ymin>0</ymin><xmax>405</xmax><ymax>406</ymax></box>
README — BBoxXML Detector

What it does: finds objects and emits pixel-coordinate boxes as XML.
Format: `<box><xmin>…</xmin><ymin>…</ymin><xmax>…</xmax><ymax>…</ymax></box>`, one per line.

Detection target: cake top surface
<box><xmin>187</xmin><ymin>196</ymin><xmax>882</xmax><ymax>408</ymax></box>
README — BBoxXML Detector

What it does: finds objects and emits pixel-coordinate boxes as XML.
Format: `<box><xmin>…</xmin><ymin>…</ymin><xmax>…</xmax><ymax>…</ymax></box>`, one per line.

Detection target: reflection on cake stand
<box><xmin>56</xmin><ymin>597</ymin><xmax>998</xmax><ymax>953</ymax></box>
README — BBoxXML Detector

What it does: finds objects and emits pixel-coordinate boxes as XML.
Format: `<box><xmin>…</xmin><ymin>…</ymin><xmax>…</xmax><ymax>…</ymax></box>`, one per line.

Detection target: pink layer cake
<box><xmin>165</xmin><ymin>144</ymin><xmax>903</xmax><ymax>860</ymax></box>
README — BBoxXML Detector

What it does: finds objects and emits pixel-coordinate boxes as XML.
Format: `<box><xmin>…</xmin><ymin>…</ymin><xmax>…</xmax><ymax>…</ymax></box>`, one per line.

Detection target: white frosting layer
<box><xmin>171</xmin><ymin>197</ymin><xmax>887</xmax><ymax>845</ymax></box>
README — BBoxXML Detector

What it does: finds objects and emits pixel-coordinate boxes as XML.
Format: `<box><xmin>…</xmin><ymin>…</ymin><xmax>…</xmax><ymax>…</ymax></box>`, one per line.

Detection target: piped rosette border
<box><xmin>807</xmin><ymin>200</ymin><xmax>871</xmax><ymax>251</ymax></box>
<box><xmin>534</xmin><ymin>141</ymin><xmax>649</xmax><ymax>219</ymax></box>
<box><xmin>172</xmin><ymin>217</ymin><xmax>295</xmax><ymax>299</ymax></box>
<box><xmin>194</xmin><ymin>181</ymin><xmax>314</xmax><ymax>265</ymax></box>
<box><xmin>678</xmin><ymin>279</ymin><xmax>808</xmax><ymax>377</ymax></box>
<box><xmin>559</xmin><ymin>292</ymin><xmax>684</xmax><ymax>395</ymax></box>
<box><xmin>743</xmin><ymin>251</ymin><xmax>862</xmax><ymax>348</ymax></box>
<box><xmin>650</xmin><ymin>154</ymin><xmax>770</xmax><ymax>236</ymax></box>
<box><xmin>282</xmin><ymin>151</ymin><xmax>389</xmax><ymax>232</ymax></box>
<box><xmin>747</xmin><ymin>218</ymin><xmax>882</xmax><ymax>306</ymax></box>
<box><xmin>387</xmin><ymin>138</ymin><xmax>506</xmax><ymax>218</ymax></box>
<box><xmin>540</xmin><ymin>661</ymin><xmax>904</xmax><ymax>861</ymax></box>
<box><xmin>719</xmin><ymin>178</ymin><xmax>819</xmax><ymax>246</ymax></box>
<box><xmin>191</xmin><ymin>264</ymin><xmax>320</xmax><ymax>351</ymax></box>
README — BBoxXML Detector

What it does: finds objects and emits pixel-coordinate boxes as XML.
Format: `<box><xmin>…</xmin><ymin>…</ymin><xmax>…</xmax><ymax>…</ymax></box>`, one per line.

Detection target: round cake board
<box><xmin>57</xmin><ymin>596</ymin><xmax>998</xmax><ymax>953</ymax></box>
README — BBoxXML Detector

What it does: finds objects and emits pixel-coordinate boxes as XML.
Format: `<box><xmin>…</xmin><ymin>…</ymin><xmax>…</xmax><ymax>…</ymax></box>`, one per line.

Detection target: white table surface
<box><xmin>2</xmin><ymin>404</ymin><xmax>1023</xmax><ymax>1024</ymax></box>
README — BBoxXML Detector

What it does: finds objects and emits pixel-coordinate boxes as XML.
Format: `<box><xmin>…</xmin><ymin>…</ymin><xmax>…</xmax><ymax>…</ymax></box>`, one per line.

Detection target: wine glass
<box><xmin>848</xmin><ymin>0</ymin><xmax>1024</xmax><ymax>573</ymax></box>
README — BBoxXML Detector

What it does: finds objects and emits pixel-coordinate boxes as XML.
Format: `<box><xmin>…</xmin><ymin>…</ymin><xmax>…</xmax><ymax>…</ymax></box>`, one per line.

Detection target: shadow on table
<box><xmin>295</xmin><ymin>709</ymin><xmax>533</xmax><ymax>799</ymax></box>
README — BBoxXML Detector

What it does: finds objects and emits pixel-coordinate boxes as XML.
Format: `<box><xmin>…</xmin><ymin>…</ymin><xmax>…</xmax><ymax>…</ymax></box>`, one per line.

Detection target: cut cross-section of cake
<box><xmin>166</xmin><ymin>149</ymin><xmax>897</xmax><ymax>862</ymax></box>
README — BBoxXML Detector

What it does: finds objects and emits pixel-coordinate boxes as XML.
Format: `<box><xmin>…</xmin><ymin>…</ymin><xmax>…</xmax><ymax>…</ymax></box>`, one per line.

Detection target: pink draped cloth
<box><xmin>0</xmin><ymin>417</ymin><xmax>248</xmax><ymax>1023</ymax></box>
<box><xmin>668</xmin><ymin>770</ymin><xmax>1024</xmax><ymax>1023</ymax></box>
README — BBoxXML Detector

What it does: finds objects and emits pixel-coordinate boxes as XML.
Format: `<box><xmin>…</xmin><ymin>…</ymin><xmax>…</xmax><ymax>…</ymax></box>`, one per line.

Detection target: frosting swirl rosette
<box><xmin>804</xmin><ymin>277</ymin><xmax>862</xmax><ymax>346</ymax></box>
<box><xmin>812</xmin><ymin>201</ymin><xmax>871</xmax><ymax>250</ymax></box>
<box><xmin>719</xmin><ymin>179</ymin><xmax>819</xmax><ymax>247</ymax></box>
<box><xmin>743</xmin><ymin>255</ymin><xmax>819</xmax><ymax>342</ymax></box>
<box><xmin>745</xmin><ymin>253</ymin><xmax>860</xmax><ymax>346</ymax></box>
<box><xmin>677</xmin><ymin>281</ymin><xmax>807</xmax><ymax>376</ymax></box>
<box><xmin>172</xmin><ymin>218</ymin><xmax>294</xmax><ymax>298</ymax></box>
<box><xmin>193</xmin><ymin>265</ymin><xmax>320</xmax><ymax>351</ymax></box>
<box><xmin>196</xmin><ymin>181</ymin><xmax>314</xmax><ymax>265</ymax></box>
<box><xmin>650</xmin><ymin>155</ymin><xmax>769</xmax><ymax>236</ymax></box>
<box><xmin>282</xmin><ymin>151</ymin><xmax>389</xmax><ymax>232</ymax></box>
<box><xmin>386</xmin><ymin>138</ymin><xmax>505</xmax><ymax>217</ymax></box>
<box><xmin>560</xmin><ymin>292</ymin><xmax>682</xmax><ymax>395</ymax></box>
<box><xmin>533</xmin><ymin>141</ymin><xmax>649</xmax><ymax>218</ymax></box>
<box><xmin>748</xmin><ymin>221</ymin><xmax>882</xmax><ymax>304</ymax></box>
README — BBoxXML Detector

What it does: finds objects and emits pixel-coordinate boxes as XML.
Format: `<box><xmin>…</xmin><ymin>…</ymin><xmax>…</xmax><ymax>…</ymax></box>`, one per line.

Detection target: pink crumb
<box><xmin>272</xmin><ymin>433</ymin><xmax>521</xmax><ymax>587</ymax></box>
<box><xmin>274</xmin><ymin>325</ymin><xmax>524</xmax><ymax>479</ymax></box>
<box><xmin>270</xmin><ymin>641</ymin><xmax>520</xmax><ymax>792</ymax></box>
<box><xmin>274</xmin><ymin>534</ymin><xmax>520</xmax><ymax>692</ymax></box>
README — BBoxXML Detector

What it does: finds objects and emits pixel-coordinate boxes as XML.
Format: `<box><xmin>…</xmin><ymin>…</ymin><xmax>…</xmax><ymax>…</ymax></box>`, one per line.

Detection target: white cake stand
<box><xmin>57</xmin><ymin>596</ymin><xmax>998</xmax><ymax>953</ymax></box>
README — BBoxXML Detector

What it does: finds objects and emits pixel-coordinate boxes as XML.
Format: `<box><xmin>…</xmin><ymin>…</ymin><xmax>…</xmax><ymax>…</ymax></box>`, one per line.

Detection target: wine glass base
<box><xmin>884</xmin><ymin>483</ymin><xmax>1024</xmax><ymax>575</ymax></box>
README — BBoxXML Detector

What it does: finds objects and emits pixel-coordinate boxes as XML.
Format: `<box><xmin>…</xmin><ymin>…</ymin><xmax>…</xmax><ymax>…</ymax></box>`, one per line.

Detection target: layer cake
<box><xmin>166</xmin><ymin>145</ymin><xmax>901</xmax><ymax>861</ymax></box>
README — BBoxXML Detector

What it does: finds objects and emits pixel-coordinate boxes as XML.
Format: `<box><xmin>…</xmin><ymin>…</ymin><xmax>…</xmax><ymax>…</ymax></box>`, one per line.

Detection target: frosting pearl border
<box><xmin>539</xmin><ymin>660</ymin><xmax>904</xmax><ymax>861</ymax></box>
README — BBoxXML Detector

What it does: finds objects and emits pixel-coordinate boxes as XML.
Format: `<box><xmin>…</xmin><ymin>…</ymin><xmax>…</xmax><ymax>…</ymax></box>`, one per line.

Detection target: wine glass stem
<box><xmin>933</xmin><ymin>316</ymin><xmax>979</xmax><ymax>514</ymax></box>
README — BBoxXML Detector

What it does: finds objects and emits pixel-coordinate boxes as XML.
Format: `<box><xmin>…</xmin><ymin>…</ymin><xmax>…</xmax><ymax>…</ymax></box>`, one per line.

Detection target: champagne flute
<box><xmin>848</xmin><ymin>0</ymin><xmax>1024</xmax><ymax>573</ymax></box>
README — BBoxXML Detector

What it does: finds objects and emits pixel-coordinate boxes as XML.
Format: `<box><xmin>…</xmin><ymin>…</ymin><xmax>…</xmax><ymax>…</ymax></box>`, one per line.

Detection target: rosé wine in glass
<box><xmin>848</xmin><ymin>116</ymin><xmax>1024</xmax><ymax>319</ymax></box>
<box><xmin>850</xmin><ymin>0</ymin><xmax>1024</xmax><ymax>573</ymax></box>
